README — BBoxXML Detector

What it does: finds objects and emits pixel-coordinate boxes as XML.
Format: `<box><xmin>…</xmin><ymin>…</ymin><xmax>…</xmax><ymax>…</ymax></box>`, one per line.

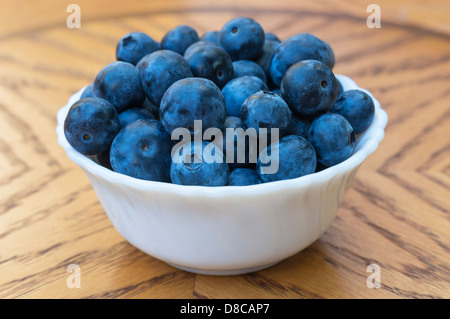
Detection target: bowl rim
<box><xmin>56</xmin><ymin>74</ymin><xmax>388</xmax><ymax>197</ymax></box>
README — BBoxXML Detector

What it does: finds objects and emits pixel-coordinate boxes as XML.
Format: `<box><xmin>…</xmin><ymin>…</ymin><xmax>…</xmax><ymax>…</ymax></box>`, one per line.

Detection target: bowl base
<box><xmin>167</xmin><ymin>261</ymin><xmax>280</xmax><ymax>276</ymax></box>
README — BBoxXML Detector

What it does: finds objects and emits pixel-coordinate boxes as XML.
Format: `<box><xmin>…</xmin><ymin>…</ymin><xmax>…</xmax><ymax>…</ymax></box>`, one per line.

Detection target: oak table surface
<box><xmin>0</xmin><ymin>0</ymin><xmax>449</xmax><ymax>299</ymax></box>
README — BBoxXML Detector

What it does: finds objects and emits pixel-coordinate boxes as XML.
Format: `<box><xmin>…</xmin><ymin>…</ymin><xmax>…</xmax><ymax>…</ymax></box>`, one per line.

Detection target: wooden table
<box><xmin>0</xmin><ymin>0</ymin><xmax>449</xmax><ymax>299</ymax></box>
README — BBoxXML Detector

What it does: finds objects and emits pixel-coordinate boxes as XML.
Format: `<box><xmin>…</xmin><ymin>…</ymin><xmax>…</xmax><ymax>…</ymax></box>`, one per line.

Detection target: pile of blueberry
<box><xmin>64</xmin><ymin>17</ymin><xmax>375</xmax><ymax>187</ymax></box>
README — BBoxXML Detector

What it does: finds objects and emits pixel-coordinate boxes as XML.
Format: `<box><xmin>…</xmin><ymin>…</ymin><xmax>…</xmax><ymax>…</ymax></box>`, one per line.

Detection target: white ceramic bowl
<box><xmin>56</xmin><ymin>75</ymin><xmax>388</xmax><ymax>275</ymax></box>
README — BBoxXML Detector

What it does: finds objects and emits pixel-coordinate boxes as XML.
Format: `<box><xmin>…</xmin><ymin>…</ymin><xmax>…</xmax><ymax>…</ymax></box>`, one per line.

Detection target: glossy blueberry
<box><xmin>232</xmin><ymin>60</ymin><xmax>266</xmax><ymax>83</ymax></box>
<box><xmin>227</xmin><ymin>168</ymin><xmax>262</xmax><ymax>186</ymax></box>
<box><xmin>80</xmin><ymin>83</ymin><xmax>94</xmax><ymax>99</ymax></box>
<box><xmin>269</xmin><ymin>33</ymin><xmax>334</xmax><ymax>86</ymax></box>
<box><xmin>308</xmin><ymin>113</ymin><xmax>355</xmax><ymax>167</ymax></box>
<box><xmin>281</xmin><ymin>60</ymin><xmax>338</xmax><ymax>117</ymax></box>
<box><xmin>137</xmin><ymin>50</ymin><xmax>193</xmax><ymax>106</ymax></box>
<box><xmin>219</xmin><ymin>116</ymin><xmax>257</xmax><ymax>169</ymax></box>
<box><xmin>200</xmin><ymin>31</ymin><xmax>220</xmax><ymax>44</ymax></box>
<box><xmin>184</xmin><ymin>41</ymin><xmax>233</xmax><ymax>88</ymax></box>
<box><xmin>160</xmin><ymin>77</ymin><xmax>226</xmax><ymax>135</ymax></box>
<box><xmin>161</xmin><ymin>25</ymin><xmax>200</xmax><ymax>55</ymax></box>
<box><xmin>330</xmin><ymin>89</ymin><xmax>375</xmax><ymax>134</ymax></box>
<box><xmin>241</xmin><ymin>91</ymin><xmax>291</xmax><ymax>137</ymax></box>
<box><xmin>93</xmin><ymin>61</ymin><xmax>145</xmax><ymax>113</ymax></box>
<box><xmin>118</xmin><ymin>107</ymin><xmax>155</xmax><ymax>128</ymax></box>
<box><xmin>110</xmin><ymin>119</ymin><xmax>172</xmax><ymax>182</ymax></box>
<box><xmin>264</xmin><ymin>32</ymin><xmax>281</xmax><ymax>43</ymax></box>
<box><xmin>221</xmin><ymin>75</ymin><xmax>268</xmax><ymax>117</ymax></box>
<box><xmin>219</xmin><ymin>17</ymin><xmax>265</xmax><ymax>61</ymax></box>
<box><xmin>116</xmin><ymin>32</ymin><xmax>160</xmax><ymax>65</ymax></box>
<box><xmin>257</xmin><ymin>135</ymin><xmax>317</xmax><ymax>183</ymax></box>
<box><xmin>254</xmin><ymin>40</ymin><xmax>279</xmax><ymax>88</ymax></box>
<box><xmin>64</xmin><ymin>97</ymin><xmax>120</xmax><ymax>155</ymax></box>
<box><xmin>170</xmin><ymin>141</ymin><xmax>230</xmax><ymax>186</ymax></box>
<box><xmin>288</xmin><ymin>115</ymin><xmax>310</xmax><ymax>139</ymax></box>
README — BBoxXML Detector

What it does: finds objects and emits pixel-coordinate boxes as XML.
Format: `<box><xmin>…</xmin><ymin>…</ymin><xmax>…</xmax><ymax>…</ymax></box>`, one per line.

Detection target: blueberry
<box><xmin>118</xmin><ymin>108</ymin><xmax>155</xmax><ymax>128</ymax></box>
<box><xmin>93</xmin><ymin>61</ymin><xmax>145</xmax><ymax>113</ymax></box>
<box><xmin>80</xmin><ymin>83</ymin><xmax>94</xmax><ymax>99</ymax></box>
<box><xmin>288</xmin><ymin>115</ymin><xmax>310</xmax><ymax>139</ymax></box>
<box><xmin>240</xmin><ymin>90</ymin><xmax>291</xmax><ymax>137</ymax></box>
<box><xmin>64</xmin><ymin>97</ymin><xmax>120</xmax><ymax>155</ymax></box>
<box><xmin>264</xmin><ymin>32</ymin><xmax>281</xmax><ymax>43</ymax></box>
<box><xmin>330</xmin><ymin>89</ymin><xmax>375</xmax><ymax>134</ymax></box>
<box><xmin>200</xmin><ymin>31</ymin><xmax>220</xmax><ymax>44</ymax></box>
<box><xmin>110</xmin><ymin>119</ymin><xmax>172</xmax><ymax>182</ymax></box>
<box><xmin>281</xmin><ymin>60</ymin><xmax>338</xmax><ymax>118</ymax></box>
<box><xmin>227</xmin><ymin>168</ymin><xmax>262</xmax><ymax>186</ymax></box>
<box><xmin>337</xmin><ymin>78</ymin><xmax>344</xmax><ymax>96</ymax></box>
<box><xmin>161</xmin><ymin>25</ymin><xmax>200</xmax><ymax>55</ymax></box>
<box><xmin>137</xmin><ymin>50</ymin><xmax>192</xmax><ymax>106</ymax></box>
<box><xmin>89</xmin><ymin>148</ymin><xmax>112</xmax><ymax>170</ymax></box>
<box><xmin>184</xmin><ymin>40</ymin><xmax>220</xmax><ymax>57</ymax></box>
<box><xmin>219</xmin><ymin>116</ymin><xmax>257</xmax><ymax>169</ymax></box>
<box><xmin>308</xmin><ymin>113</ymin><xmax>355</xmax><ymax>167</ymax></box>
<box><xmin>219</xmin><ymin>17</ymin><xmax>265</xmax><ymax>61</ymax></box>
<box><xmin>116</xmin><ymin>32</ymin><xmax>160</xmax><ymax>65</ymax></box>
<box><xmin>269</xmin><ymin>33</ymin><xmax>334</xmax><ymax>86</ymax></box>
<box><xmin>232</xmin><ymin>60</ymin><xmax>266</xmax><ymax>83</ymax></box>
<box><xmin>170</xmin><ymin>141</ymin><xmax>230</xmax><ymax>186</ymax></box>
<box><xmin>257</xmin><ymin>135</ymin><xmax>317</xmax><ymax>183</ymax></box>
<box><xmin>221</xmin><ymin>75</ymin><xmax>268</xmax><ymax>117</ymax></box>
<box><xmin>254</xmin><ymin>40</ymin><xmax>280</xmax><ymax>88</ymax></box>
<box><xmin>160</xmin><ymin>77</ymin><xmax>226</xmax><ymax>135</ymax></box>
<box><xmin>184</xmin><ymin>41</ymin><xmax>233</xmax><ymax>89</ymax></box>
<box><xmin>140</xmin><ymin>98</ymin><xmax>159</xmax><ymax>119</ymax></box>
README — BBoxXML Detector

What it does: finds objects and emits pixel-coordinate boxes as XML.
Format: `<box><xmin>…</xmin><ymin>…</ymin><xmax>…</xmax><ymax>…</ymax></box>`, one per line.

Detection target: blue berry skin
<box><xmin>184</xmin><ymin>41</ymin><xmax>233</xmax><ymax>89</ymax></box>
<box><xmin>269</xmin><ymin>33</ymin><xmax>334</xmax><ymax>87</ymax></box>
<box><xmin>93</xmin><ymin>61</ymin><xmax>145</xmax><ymax>113</ymax></box>
<box><xmin>221</xmin><ymin>76</ymin><xmax>268</xmax><ymax>117</ymax></box>
<box><xmin>171</xmin><ymin>141</ymin><xmax>230</xmax><ymax>186</ymax></box>
<box><xmin>257</xmin><ymin>135</ymin><xmax>317</xmax><ymax>183</ymax></box>
<box><xmin>240</xmin><ymin>91</ymin><xmax>292</xmax><ymax>137</ymax></box>
<box><xmin>219</xmin><ymin>17</ymin><xmax>265</xmax><ymax>61</ymax></box>
<box><xmin>232</xmin><ymin>60</ymin><xmax>267</xmax><ymax>83</ymax></box>
<box><xmin>200</xmin><ymin>31</ymin><xmax>220</xmax><ymax>44</ymax></box>
<box><xmin>116</xmin><ymin>32</ymin><xmax>160</xmax><ymax>65</ymax></box>
<box><xmin>161</xmin><ymin>25</ymin><xmax>200</xmax><ymax>55</ymax></box>
<box><xmin>184</xmin><ymin>40</ymin><xmax>220</xmax><ymax>57</ymax></box>
<box><xmin>264</xmin><ymin>32</ymin><xmax>281</xmax><ymax>43</ymax></box>
<box><xmin>110</xmin><ymin>119</ymin><xmax>172</xmax><ymax>182</ymax></box>
<box><xmin>160</xmin><ymin>77</ymin><xmax>227</xmax><ymax>134</ymax></box>
<box><xmin>308</xmin><ymin>113</ymin><xmax>356</xmax><ymax>167</ymax></box>
<box><xmin>227</xmin><ymin>168</ymin><xmax>262</xmax><ymax>186</ymax></box>
<box><xmin>137</xmin><ymin>50</ymin><xmax>193</xmax><ymax>106</ymax></box>
<box><xmin>254</xmin><ymin>40</ymin><xmax>280</xmax><ymax>88</ymax></box>
<box><xmin>118</xmin><ymin>108</ymin><xmax>155</xmax><ymax>128</ymax></box>
<box><xmin>64</xmin><ymin>97</ymin><xmax>120</xmax><ymax>156</ymax></box>
<box><xmin>140</xmin><ymin>98</ymin><xmax>159</xmax><ymax>119</ymax></box>
<box><xmin>80</xmin><ymin>83</ymin><xmax>94</xmax><ymax>99</ymax></box>
<box><xmin>337</xmin><ymin>78</ymin><xmax>344</xmax><ymax>96</ymax></box>
<box><xmin>288</xmin><ymin>115</ymin><xmax>310</xmax><ymax>139</ymax></box>
<box><xmin>220</xmin><ymin>116</ymin><xmax>256</xmax><ymax>169</ymax></box>
<box><xmin>280</xmin><ymin>60</ymin><xmax>338</xmax><ymax>118</ymax></box>
<box><xmin>330</xmin><ymin>89</ymin><xmax>375</xmax><ymax>134</ymax></box>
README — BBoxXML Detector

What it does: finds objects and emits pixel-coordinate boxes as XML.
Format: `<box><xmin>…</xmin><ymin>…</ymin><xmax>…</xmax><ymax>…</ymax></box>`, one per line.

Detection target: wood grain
<box><xmin>0</xmin><ymin>0</ymin><xmax>449</xmax><ymax>299</ymax></box>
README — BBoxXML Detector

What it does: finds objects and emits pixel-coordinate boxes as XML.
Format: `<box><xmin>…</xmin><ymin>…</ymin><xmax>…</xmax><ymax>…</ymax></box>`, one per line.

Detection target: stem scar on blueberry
<box><xmin>141</xmin><ymin>144</ymin><xmax>149</xmax><ymax>152</ymax></box>
<box><xmin>321</xmin><ymin>80</ymin><xmax>328</xmax><ymax>89</ymax></box>
<box><xmin>231</xmin><ymin>27</ymin><xmax>238</xmax><ymax>34</ymax></box>
<box><xmin>217</xmin><ymin>70</ymin><xmax>223</xmax><ymax>79</ymax></box>
<box><xmin>83</xmin><ymin>133</ymin><xmax>91</xmax><ymax>141</ymax></box>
